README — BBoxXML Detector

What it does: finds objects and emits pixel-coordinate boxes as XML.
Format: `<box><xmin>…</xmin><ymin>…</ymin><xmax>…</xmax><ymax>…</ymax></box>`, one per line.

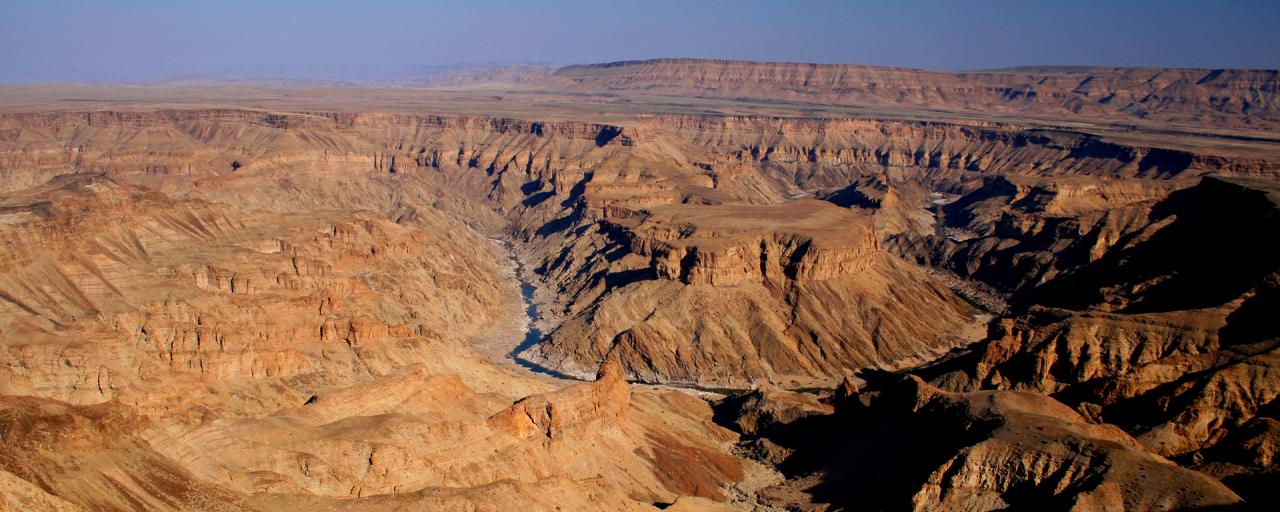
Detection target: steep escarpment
<box><xmin>893</xmin><ymin>175</ymin><xmax>1279</xmax><ymax>318</ymax></box>
<box><xmin>547</xmin><ymin>59</ymin><xmax>1280</xmax><ymax>131</ymax></box>
<box><xmin>629</xmin><ymin>203</ymin><xmax>878</xmax><ymax>286</ymax></box>
<box><xmin>1028</xmin><ymin>177</ymin><xmax>1280</xmax><ymax>312</ymax></box>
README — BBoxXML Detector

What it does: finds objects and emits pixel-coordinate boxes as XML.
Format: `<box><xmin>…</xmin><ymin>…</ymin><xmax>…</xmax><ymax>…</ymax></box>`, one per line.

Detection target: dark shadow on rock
<box><xmin>604</xmin><ymin>267</ymin><xmax>656</xmax><ymax>290</ymax></box>
<box><xmin>1024</xmin><ymin>177</ymin><xmax>1280</xmax><ymax>313</ymax></box>
<box><xmin>560</xmin><ymin>172</ymin><xmax>594</xmax><ymax>208</ymax></box>
<box><xmin>520</xmin><ymin>180</ymin><xmax>544</xmax><ymax>195</ymax></box>
<box><xmin>709</xmin><ymin>373</ymin><xmax>992</xmax><ymax>510</ymax></box>
<box><xmin>536</xmin><ymin>207</ymin><xmax>583</xmax><ymax>237</ymax></box>
<box><xmin>1219</xmin><ymin>471</ymin><xmax>1280</xmax><ymax>511</ymax></box>
<box><xmin>1220</xmin><ymin>280</ymin><xmax>1280</xmax><ymax>346</ymax></box>
<box><xmin>522</xmin><ymin>191</ymin><xmax>555</xmax><ymax>208</ymax></box>
<box><xmin>820</xmin><ymin>183</ymin><xmax>876</xmax><ymax>209</ymax></box>
<box><xmin>595</xmin><ymin>125</ymin><xmax>623</xmax><ymax>147</ymax></box>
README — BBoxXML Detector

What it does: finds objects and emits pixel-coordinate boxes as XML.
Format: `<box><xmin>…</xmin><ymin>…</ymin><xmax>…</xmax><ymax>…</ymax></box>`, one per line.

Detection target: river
<box><xmin>503</xmin><ymin>240</ymin><xmax>580</xmax><ymax>380</ymax></box>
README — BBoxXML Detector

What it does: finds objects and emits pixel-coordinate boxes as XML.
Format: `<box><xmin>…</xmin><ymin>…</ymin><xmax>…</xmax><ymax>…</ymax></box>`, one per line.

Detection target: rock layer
<box><xmin>547</xmin><ymin>58</ymin><xmax>1280</xmax><ymax>131</ymax></box>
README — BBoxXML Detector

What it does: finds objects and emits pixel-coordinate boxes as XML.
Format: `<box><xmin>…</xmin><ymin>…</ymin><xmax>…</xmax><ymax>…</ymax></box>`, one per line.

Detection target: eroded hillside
<box><xmin>0</xmin><ymin>60</ymin><xmax>1278</xmax><ymax>510</ymax></box>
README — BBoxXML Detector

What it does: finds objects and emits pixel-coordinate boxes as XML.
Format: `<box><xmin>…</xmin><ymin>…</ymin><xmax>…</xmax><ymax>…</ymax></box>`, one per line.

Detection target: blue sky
<box><xmin>2</xmin><ymin>0</ymin><xmax>1277</xmax><ymax>82</ymax></box>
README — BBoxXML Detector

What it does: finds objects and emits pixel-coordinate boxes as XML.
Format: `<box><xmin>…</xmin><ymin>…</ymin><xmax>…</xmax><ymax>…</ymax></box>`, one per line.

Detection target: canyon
<box><xmin>0</xmin><ymin>58</ymin><xmax>1277</xmax><ymax>510</ymax></box>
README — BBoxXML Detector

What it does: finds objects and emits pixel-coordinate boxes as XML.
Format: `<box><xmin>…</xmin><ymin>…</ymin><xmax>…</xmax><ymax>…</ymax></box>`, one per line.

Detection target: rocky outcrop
<box><xmin>1196</xmin><ymin>417</ymin><xmax>1280</xmax><ymax>508</ymax></box>
<box><xmin>715</xmin><ymin>386</ymin><xmax>832</xmax><ymax>439</ymax></box>
<box><xmin>904</xmin><ymin>381</ymin><xmax>1242</xmax><ymax>511</ymax></box>
<box><xmin>0</xmin><ymin>390</ymin><xmax>741</xmax><ymax>512</ymax></box>
<box><xmin>929</xmin><ymin>308</ymin><xmax>1280</xmax><ymax>467</ymax></box>
<box><xmin>488</xmin><ymin>359</ymin><xmax>630</xmax><ymax>440</ymax></box>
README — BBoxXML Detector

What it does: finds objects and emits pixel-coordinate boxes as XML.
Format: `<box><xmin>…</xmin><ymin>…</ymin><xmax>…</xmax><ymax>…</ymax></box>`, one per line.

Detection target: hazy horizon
<box><xmin>3</xmin><ymin>0</ymin><xmax>1278</xmax><ymax>84</ymax></box>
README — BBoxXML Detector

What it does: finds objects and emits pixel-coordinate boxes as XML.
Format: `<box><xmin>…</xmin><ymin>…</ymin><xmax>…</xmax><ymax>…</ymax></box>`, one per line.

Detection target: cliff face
<box><xmin>4</xmin><ymin>110</ymin><xmax>1274</xmax><ymax>196</ymax></box>
<box><xmin>546</xmin><ymin>58</ymin><xmax>1280</xmax><ymax>131</ymax></box>
<box><xmin>487</xmin><ymin>360</ymin><xmax>631</xmax><ymax>440</ymax></box>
